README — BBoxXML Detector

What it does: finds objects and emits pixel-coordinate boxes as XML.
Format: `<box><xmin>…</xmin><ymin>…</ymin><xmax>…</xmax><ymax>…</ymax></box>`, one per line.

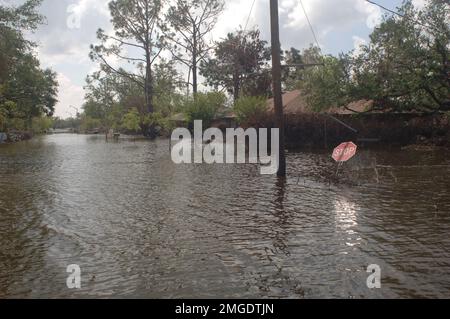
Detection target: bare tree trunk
<box><xmin>187</xmin><ymin>66</ymin><xmax>191</xmax><ymax>96</ymax></box>
<box><xmin>192</xmin><ymin>57</ymin><xmax>198</xmax><ymax>96</ymax></box>
<box><xmin>192</xmin><ymin>24</ymin><xmax>198</xmax><ymax>96</ymax></box>
<box><xmin>145</xmin><ymin>52</ymin><xmax>154</xmax><ymax>114</ymax></box>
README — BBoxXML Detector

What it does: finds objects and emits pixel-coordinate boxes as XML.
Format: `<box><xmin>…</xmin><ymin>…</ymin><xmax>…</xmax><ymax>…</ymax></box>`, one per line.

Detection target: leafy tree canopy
<box><xmin>299</xmin><ymin>0</ymin><xmax>449</xmax><ymax>113</ymax></box>
<box><xmin>0</xmin><ymin>0</ymin><xmax>58</xmax><ymax>129</ymax></box>
<box><xmin>200</xmin><ymin>29</ymin><xmax>271</xmax><ymax>102</ymax></box>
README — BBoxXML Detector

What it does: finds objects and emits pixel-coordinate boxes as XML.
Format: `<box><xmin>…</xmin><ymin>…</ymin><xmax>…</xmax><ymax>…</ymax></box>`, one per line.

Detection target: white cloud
<box><xmin>251</xmin><ymin>0</ymin><xmax>385</xmax><ymax>52</ymax></box>
<box><xmin>70</xmin><ymin>0</ymin><xmax>110</xmax><ymax>18</ymax></box>
<box><xmin>352</xmin><ymin>35</ymin><xmax>366</xmax><ymax>57</ymax></box>
<box><xmin>213</xmin><ymin>0</ymin><xmax>252</xmax><ymax>38</ymax></box>
<box><xmin>277</xmin><ymin>0</ymin><xmax>382</xmax><ymax>32</ymax></box>
<box><xmin>54</xmin><ymin>73</ymin><xmax>85</xmax><ymax>118</ymax></box>
<box><xmin>29</xmin><ymin>0</ymin><xmax>113</xmax><ymax>118</ymax></box>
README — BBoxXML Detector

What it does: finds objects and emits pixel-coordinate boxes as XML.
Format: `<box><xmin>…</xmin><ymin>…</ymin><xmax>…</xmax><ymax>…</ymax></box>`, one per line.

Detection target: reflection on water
<box><xmin>334</xmin><ymin>196</ymin><xmax>359</xmax><ymax>232</ymax></box>
<box><xmin>0</xmin><ymin>134</ymin><xmax>450</xmax><ymax>298</ymax></box>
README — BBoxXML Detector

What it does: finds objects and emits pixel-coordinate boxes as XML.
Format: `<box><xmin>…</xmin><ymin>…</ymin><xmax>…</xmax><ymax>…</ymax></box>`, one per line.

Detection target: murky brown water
<box><xmin>0</xmin><ymin>134</ymin><xmax>449</xmax><ymax>298</ymax></box>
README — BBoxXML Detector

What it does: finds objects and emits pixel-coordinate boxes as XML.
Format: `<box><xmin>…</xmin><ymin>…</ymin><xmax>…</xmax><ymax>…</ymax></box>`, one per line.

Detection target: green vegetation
<box><xmin>184</xmin><ymin>92</ymin><xmax>226</xmax><ymax>128</ymax></box>
<box><xmin>201</xmin><ymin>29</ymin><xmax>272</xmax><ymax>102</ymax></box>
<box><xmin>0</xmin><ymin>0</ymin><xmax>58</xmax><ymax>133</ymax></box>
<box><xmin>80</xmin><ymin>59</ymin><xmax>184</xmax><ymax>136</ymax></box>
<box><xmin>89</xmin><ymin>0</ymin><xmax>164</xmax><ymax>115</ymax></box>
<box><xmin>31</xmin><ymin>116</ymin><xmax>53</xmax><ymax>134</ymax></box>
<box><xmin>78</xmin><ymin>0</ymin><xmax>448</xmax><ymax>136</ymax></box>
<box><xmin>233</xmin><ymin>96</ymin><xmax>268</xmax><ymax>127</ymax></box>
<box><xmin>122</xmin><ymin>108</ymin><xmax>141</xmax><ymax>133</ymax></box>
<box><xmin>52</xmin><ymin>117</ymin><xmax>81</xmax><ymax>130</ymax></box>
<box><xmin>300</xmin><ymin>53</ymin><xmax>351</xmax><ymax>112</ymax></box>
<box><xmin>3</xmin><ymin>0</ymin><xmax>444</xmax><ymax>141</ymax></box>
<box><xmin>79</xmin><ymin>115</ymin><xmax>101</xmax><ymax>133</ymax></box>
<box><xmin>165</xmin><ymin>0</ymin><xmax>225</xmax><ymax>95</ymax></box>
<box><xmin>83</xmin><ymin>0</ymin><xmax>228</xmax><ymax>136</ymax></box>
<box><xmin>297</xmin><ymin>0</ymin><xmax>449</xmax><ymax>113</ymax></box>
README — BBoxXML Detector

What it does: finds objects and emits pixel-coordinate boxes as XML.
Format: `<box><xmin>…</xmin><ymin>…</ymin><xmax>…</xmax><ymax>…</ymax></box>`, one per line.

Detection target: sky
<box><xmin>4</xmin><ymin>0</ymin><xmax>427</xmax><ymax>118</ymax></box>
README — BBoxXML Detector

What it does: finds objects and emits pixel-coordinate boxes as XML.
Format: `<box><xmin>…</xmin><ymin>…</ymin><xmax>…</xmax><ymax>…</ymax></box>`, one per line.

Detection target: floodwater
<box><xmin>0</xmin><ymin>134</ymin><xmax>449</xmax><ymax>299</ymax></box>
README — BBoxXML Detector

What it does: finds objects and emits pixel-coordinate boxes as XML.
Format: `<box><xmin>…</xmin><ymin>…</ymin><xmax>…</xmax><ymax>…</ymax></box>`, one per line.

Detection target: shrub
<box><xmin>0</xmin><ymin>101</ymin><xmax>24</xmax><ymax>131</ymax></box>
<box><xmin>143</xmin><ymin>112</ymin><xmax>164</xmax><ymax>128</ymax></box>
<box><xmin>233</xmin><ymin>95</ymin><xmax>268</xmax><ymax>127</ymax></box>
<box><xmin>31</xmin><ymin>116</ymin><xmax>53</xmax><ymax>134</ymax></box>
<box><xmin>80</xmin><ymin>116</ymin><xmax>102</xmax><ymax>132</ymax></box>
<box><xmin>122</xmin><ymin>108</ymin><xmax>141</xmax><ymax>132</ymax></box>
<box><xmin>184</xmin><ymin>92</ymin><xmax>226</xmax><ymax>128</ymax></box>
<box><xmin>0</xmin><ymin>108</ymin><xmax>6</xmax><ymax>131</ymax></box>
<box><xmin>142</xmin><ymin>112</ymin><xmax>175</xmax><ymax>136</ymax></box>
<box><xmin>9</xmin><ymin>118</ymin><xmax>27</xmax><ymax>131</ymax></box>
<box><xmin>105</xmin><ymin>103</ymin><xmax>124</xmax><ymax>130</ymax></box>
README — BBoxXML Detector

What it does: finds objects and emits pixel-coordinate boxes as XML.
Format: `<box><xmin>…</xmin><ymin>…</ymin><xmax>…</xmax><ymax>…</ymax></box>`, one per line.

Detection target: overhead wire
<box><xmin>244</xmin><ymin>0</ymin><xmax>257</xmax><ymax>32</ymax></box>
<box><xmin>364</xmin><ymin>0</ymin><xmax>443</xmax><ymax>34</ymax></box>
<box><xmin>299</xmin><ymin>0</ymin><xmax>322</xmax><ymax>55</ymax></box>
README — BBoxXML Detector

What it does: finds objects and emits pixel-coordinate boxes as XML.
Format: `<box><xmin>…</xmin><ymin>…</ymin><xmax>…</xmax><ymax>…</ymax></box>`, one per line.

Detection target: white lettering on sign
<box><xmin>333</xmin><ymin>146</ymin><xmax>356</xmax><ymax>157</ymax></box>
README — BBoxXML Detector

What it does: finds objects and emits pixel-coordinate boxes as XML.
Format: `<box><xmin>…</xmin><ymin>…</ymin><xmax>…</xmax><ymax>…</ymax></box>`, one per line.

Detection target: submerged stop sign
<box><xmin>332</xmin><ymin>142</ymin><xmax>357</xmax><ymax>162</ymax></box>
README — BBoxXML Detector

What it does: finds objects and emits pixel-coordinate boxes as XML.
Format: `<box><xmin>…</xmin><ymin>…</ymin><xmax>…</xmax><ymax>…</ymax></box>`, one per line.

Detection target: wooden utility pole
<box><xmin>270</xmin><ymin>0</ymin><xmax>286</xmax><ymax>177</ymax></box>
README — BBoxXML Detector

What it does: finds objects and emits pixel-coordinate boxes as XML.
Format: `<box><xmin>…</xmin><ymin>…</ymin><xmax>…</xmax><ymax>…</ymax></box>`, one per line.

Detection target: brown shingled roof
<box><xmin>267</xmin><ymin>90</ymin><xmax>376</xmax><ymax>115</ymax></box>
<box><xmin>267</xmin><ymin>90</ymin><xmax>311</xmax><ymax>114</ymax></box>
<box><xmin>328</xmin><ymin>99</ymin><xmax>375</xmax><ymax>114</ymax></box>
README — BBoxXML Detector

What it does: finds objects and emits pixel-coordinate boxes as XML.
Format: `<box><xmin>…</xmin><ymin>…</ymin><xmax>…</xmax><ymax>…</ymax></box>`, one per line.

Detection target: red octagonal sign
<box><xmin>332</xmin><ymin>142</ymin><xmax>358</xmax><ymax>162</ymax></box>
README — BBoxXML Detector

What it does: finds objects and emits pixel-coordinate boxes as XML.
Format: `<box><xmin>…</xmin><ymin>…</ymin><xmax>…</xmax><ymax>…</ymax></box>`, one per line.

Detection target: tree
<box><xmin>165</xmin><ymin>0</ymin><xmax>224</xmax><ymax>95</ymax></box>
<box><xmin>0</xmin><ymin>0</ymin><xmax>58</xmax><ymax>129</ymax></box>
<box><xmin>200</xmin><ymin>29</ymin><xmax>271</xmax><ymax>102</ymax></box>
<box><xmin>0</xmin><ymin>0</ymin><xmax>44</xmax><ymax>31</ymax></box>
<box><xmin>3</xmin><ymin>54</ymin><xmax>58</xmax><ymax>121</ymax></box>
<box><xmin>300</xmin><ymin>0</ymin><xmax>449</xmax><ymax>113</ymax></box>
<box><xmin>300</xmin><ymin>53</ymin><xmax>352</xmax><ymax>112</ymax></box>
<box><xmin>282</xmin><ymin>47</ymin><xmax>301</xmax><ymax>90</ymax></box>
<box><xmin>153</xmin><ymin>60</ymin><xmax>184</xmax><ymax>116</ymax></box>
<box><xmin>350</xmin><ymin>0</ymin><xmax>449</xmax><ymax>112</ymax></box>
<box><xmin>83</xmin><ymin>58</ymin><xmax>183</xmax><ymax>132</ymax></box>
<box><xmin>282</xmin><ymin>46</ymin><xmax>322</xmax><ymax>91</ymax></box>
<box><xmin>184</xmin><ymin>91</ymin><xmax>226</xmax><ymax>127</ymax></box>
<box><xmin>90</xmin><ymin>0</ymin><xmax>165</xmax><ymax>117</ymax></box>
<box><xmin>0</xmin><ymin>0</ymin><xmax>44</xmax><ymax>83</ymax></box>
<box><xmin>84</xmin><ymin>66</ymin><xmax>123</xmax><ymax>120</ymax></box>
<box><xmin>122</xmin><ymin>107</ymin><xmax>141</xmax><ymax>132</ymax></box>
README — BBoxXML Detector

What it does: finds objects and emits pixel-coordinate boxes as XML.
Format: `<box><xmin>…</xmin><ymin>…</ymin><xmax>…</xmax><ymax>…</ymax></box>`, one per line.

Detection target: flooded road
<box><xmin>0</xmin><ymin>134</ymin><xmax>449</xmax><ymax>298</ymax></box>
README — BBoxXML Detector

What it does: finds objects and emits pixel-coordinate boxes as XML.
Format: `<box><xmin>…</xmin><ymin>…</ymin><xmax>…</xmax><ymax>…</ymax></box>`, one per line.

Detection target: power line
<box><xmin>364</xmin><ymin>0</ymin><xmax>442</xmax><ymax>34</ymax></box>
<box><xmin>244</xmin><ymin>0</ymin><xmax>257</xmax><ymax>31</ymax></box>
<box><xmin>299</xmin><ymin>0</ymin><xmax>322</xmax><ymax>54</ymax></box>
<box><xmin>365</xmin><ymin>0</ymin><xmax>405</xmax><ymax>19</ymax></box>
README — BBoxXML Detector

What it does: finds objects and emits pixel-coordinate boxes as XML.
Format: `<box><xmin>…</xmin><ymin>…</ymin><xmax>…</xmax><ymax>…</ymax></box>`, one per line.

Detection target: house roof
<box><xmin>267</xmin><ymin>90</ymin><xmax>310</xmax><ymax>114</ymax></box>
<box><xmin>328</xmin><ymin>99</ymin><xmax>375</xmax><ymax>114</ymax></box>
<box><xmin>267</xmin><ymin>90</ymin><xmax>377</xmax><ymax>115</ymax></box>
